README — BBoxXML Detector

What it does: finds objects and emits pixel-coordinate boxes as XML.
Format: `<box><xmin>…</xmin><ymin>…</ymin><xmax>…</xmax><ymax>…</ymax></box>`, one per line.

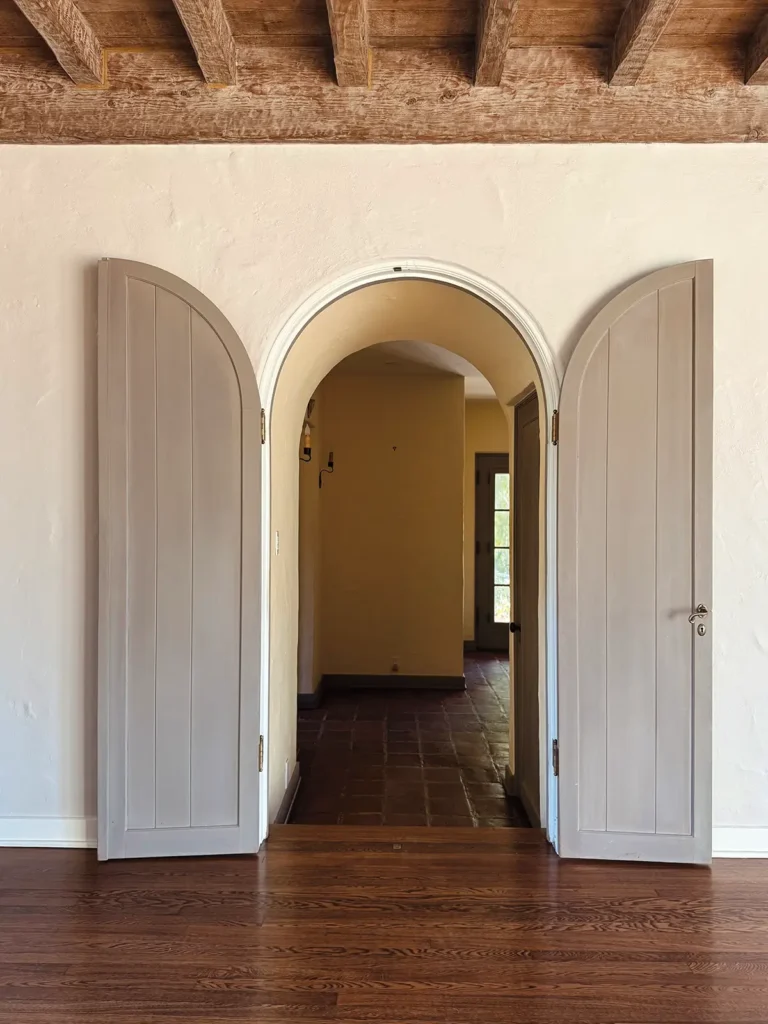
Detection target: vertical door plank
<box><xmin>155</xmin><ymin>289</ymin><xmax>193</xmax><ymax>829</ymax></box>
<box><xmin>606</xmin><ymin>294</ymin><xmax>659</xmax><ymax>835</ymax></box>
<box><xmin>575</xmin><ymin>339</ymin><xmax>609</xmax><ymax>833</ymax></box>
<box><xmin>125</xmin><ymin>279</ymin><xmax>157</xmax><ymax>832</ymax></box>
<box><xmin>655</xmin><ymin>280</ymin><xmax>694</xmax><ymax>836</ymax></box>
<box><xmin>190</xmin><ymin>311</ymin><xmax>242</xmax><ymax>828</ymax></box>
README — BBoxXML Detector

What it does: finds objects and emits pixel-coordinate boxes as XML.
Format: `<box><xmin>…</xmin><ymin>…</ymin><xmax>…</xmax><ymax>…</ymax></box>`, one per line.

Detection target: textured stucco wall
<box><xmin>1</xmin><ymin>145</ymin><xmax>767</xmax><ymax>843</ymax></box>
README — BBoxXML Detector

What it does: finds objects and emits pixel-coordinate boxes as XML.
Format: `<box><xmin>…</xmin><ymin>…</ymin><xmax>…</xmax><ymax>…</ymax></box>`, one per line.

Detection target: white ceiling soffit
<box><xmin>331</xmin><ymin>340</ymin><xmax>497</xmax><ymax>399</ymax></box>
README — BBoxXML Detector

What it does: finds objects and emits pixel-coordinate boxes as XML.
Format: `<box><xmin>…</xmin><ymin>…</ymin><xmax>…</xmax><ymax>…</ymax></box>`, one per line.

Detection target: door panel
<box><xmin>558</xmin><ymin>261</ymin><xmax>712</xmax><ymax>864</ymax></box>
<box><xmin>474</xmin><ymin>454</ymin><xmax>510</xmax><ymax>651</ymax></box>
<box><xmin>98</xmin><ymin>259</ymin><xmax>261</xmax><ymax>860</ymax></box>
<box><xmin>513</xmin><ymin>392</ymin><xmax>540</xmax><ymax>826</ymax></box>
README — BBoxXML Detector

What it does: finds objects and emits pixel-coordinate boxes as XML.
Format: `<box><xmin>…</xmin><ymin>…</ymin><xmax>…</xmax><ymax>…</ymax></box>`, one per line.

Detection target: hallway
<box><xmin>291</xmin><ymin>655</ymin><xmax>530</xmax><ymax>827</ymax></box>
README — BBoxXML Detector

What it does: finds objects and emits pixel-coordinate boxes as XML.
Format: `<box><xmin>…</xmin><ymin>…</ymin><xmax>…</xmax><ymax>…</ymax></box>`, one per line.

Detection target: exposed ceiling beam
<box><xmin>325</xmin><ymin>0</ymin><xmax>370</xmax><ymax>87</ymax></box>
<box><xmin>171</xmin><ymin>0</ymin><xmax>237</xmax><ymax>85</ymax></box>
<box><xmin>745</xmin><ymin>14</ymin><xmax>768</xmax><ymax>84</ymax></box>
<box><xmin>609</xmin><ymin>0</ymin><xmax>681</xmax><ymax>86</ymax></box>
<box><xmin>475</xmin><ymin>0</ymin><xmax>517</xmax><ymax>86</ymax></box>
<box><xmin>475</xmin><ymin>0</ymin><xmax>518</xmax><ymax>86</ymax></box>
<box><xmin>2</xmin><ymin>48</ymin><xmax>768</xmax><ymax>143</ymax></box>
<box><xmin>11</xmin><ymin>0</ymin><xmax>103</xmax><ymax>85</ymax></box>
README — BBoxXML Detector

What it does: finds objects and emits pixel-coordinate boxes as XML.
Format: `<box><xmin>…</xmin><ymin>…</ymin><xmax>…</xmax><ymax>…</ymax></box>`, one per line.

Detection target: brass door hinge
<box><xmin>260</xmin><ymin>408</ymin><xmax>266</xmax><ymax>445</ymax></box>
<box><xmin>551</xmin><ymin>409</ymin><xmax>559</xmax><ymax>446</ymax></box>
<box><xmin>258</xmin><ymin>735</ymin><xmax>264</xmax><ymax>772</ymax></box>
<box><xmin>552</xmin><ymin>738</ymin><xmax>559</xmax><ymax>777</ymax></box>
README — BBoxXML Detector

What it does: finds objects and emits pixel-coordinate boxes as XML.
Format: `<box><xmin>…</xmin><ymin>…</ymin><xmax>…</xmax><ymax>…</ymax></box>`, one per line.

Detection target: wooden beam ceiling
<box><xmin>2</xmin><ymin>0</ymin><xmax>768</xmax><ymax>143</ymax></box>
<box><xmin>10</xmin><ymin>0</ymin><xmax>103</xmax><ymax>85</ymax></box>
<box><xmin>170</xmin><ymin>0</ymin><xmax>236</xmax><ymax>85</ymax></box>
<box><xmin>746</xmin><ymin>14</ymin><xmax>768</xmax><ymax>85</ymax></box>
<box><xmin>2</xmin><ymin>47</ymin><xmax>767</xmax><ymax>144</ymax></box>
<box><xmin>609</xmin><ymin>0</ymin><xmax>682</xmax><ymax>86</ymax></box>
<box><xmin>325</xmin><ymin>0</ymin><xmax>370</xmax><ymax>88</ymax></box>
<box><xmin>475</xmin><ymin>0</ymin><xmax>517</xmax><ymax>87</ymax></box>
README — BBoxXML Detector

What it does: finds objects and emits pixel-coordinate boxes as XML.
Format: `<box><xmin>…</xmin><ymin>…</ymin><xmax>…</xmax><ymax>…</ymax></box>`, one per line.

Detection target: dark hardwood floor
<box><xmin>1</xmin><ymin>827</ymin><xmax>768</xmax><ymax>1022</ymax></box>
<box><xmin>293</xmin><ymin>654</ymin><xmax>529</xmax><ymax>826</ymax></box>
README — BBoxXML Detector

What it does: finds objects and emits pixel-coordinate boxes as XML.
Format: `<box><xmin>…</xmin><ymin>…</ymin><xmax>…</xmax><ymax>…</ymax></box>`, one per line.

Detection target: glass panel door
<box><xmin>493</xmin><ymin>472</ymin><xmax>511</xmax><ymax>624</ymax></box>
<box><xmin>474</xmin><ymin>453</ymin><xmax>510</xmax><ymax>651</ymax></box>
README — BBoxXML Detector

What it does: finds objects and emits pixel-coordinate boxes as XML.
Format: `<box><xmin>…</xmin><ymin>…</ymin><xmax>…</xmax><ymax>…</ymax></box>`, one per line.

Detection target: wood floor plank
<box><xmin>0</xmin><ymin>830</ymin><xmax>767</xmax><ymax>1022</ymax></box>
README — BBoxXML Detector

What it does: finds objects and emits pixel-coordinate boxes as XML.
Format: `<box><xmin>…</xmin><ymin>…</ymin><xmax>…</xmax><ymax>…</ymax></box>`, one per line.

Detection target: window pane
<box><xmin>494</xmin><ymin>511</ymin><xmax>509</xmax><ymax>547</ymax></box>
<box><xmin>495</xmin><ymin>472</ymin><xmax>510</xmax><ymax>510</ymax></box>
<box><xmin>494</xmin><ymin>586</ymin><xmax>510</xmax><ymax>623</ymax></box>
<box><xmin>494</xmin><ymin>548</ymin><xmax>510</xmax><ymax>585</ymax></box>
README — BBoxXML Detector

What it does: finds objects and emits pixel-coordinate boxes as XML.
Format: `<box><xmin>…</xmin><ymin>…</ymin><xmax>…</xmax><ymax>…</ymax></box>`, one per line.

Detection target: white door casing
<box><xmin>257</xmin><ymin>259</ymin><xmax>563</xmax><ymax>847</ymax></box>
<box><xmin>97</xmin><ymin>259</ymin><xmax>261</xmax><ymax>860</ymax></box>
<box><xmin>558</xmin><ymin>261</ymin><xmax>713</xmax><ymax>863</ymax></box>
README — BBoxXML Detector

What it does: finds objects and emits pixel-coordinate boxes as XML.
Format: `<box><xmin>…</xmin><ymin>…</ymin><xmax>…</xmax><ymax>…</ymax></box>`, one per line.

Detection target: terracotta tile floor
<box><xmin>290</xmin><ymin>654</ymin><xmax>530</xmax><ymax>827</ymax></box>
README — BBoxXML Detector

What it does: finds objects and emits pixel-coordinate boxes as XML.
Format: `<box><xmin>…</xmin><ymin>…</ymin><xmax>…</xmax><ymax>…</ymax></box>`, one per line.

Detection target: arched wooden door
<box><xmin>97</xmin><ymin>260</ymin><xmax>261</xmax><ymax>860</ymax></box>
<box><xmin>558</xmin><ymin>262</ymin><xmax>713</xmax><ymax>863</ymax></box>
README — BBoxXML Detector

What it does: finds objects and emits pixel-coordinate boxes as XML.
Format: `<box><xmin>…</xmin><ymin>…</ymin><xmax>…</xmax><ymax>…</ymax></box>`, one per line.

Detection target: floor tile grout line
<box><xmin>294</xmin><ymin>656</ymin><xmax>524</xmax><ymax>828</ymax></box>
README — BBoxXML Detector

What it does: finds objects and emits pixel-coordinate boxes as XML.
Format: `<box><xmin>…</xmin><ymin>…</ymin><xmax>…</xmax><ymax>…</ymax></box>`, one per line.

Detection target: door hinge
<box><xmin>552</xmin><ymin>738</ymin><xmax>559</xmax><ymax>777</ymax></box>
<box><xmin>260</xmin><ymin>409</ymin><xmax>266</xmax><ymax>445</ymax></box>
<box><xmin>551</xmin><ymin>409</ymin><xmax>559</xmax><ymax>446</ymax></box>
<box><xmin>258</xmin><ymin>735</ymin><xmax>264</xmax><ymax>772</ymax></box>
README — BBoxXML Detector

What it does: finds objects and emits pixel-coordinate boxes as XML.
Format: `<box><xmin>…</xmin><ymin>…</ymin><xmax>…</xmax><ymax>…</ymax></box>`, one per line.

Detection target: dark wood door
<box><xmin>513</xmin><ymin>391</ymin><xmax>540</xmax><ymax>825</ymax></box>
<box><xmin>474</xmin><ymin>453</ymin><xmax>510</xmax><ymax>651</ymax></box>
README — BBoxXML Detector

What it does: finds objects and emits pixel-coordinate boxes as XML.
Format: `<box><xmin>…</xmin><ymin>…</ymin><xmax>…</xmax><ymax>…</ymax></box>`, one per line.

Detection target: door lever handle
<box><xmin>688</xmin><ymin>604</ymin><xmax>709</xmax><ymax>624</ymax></box>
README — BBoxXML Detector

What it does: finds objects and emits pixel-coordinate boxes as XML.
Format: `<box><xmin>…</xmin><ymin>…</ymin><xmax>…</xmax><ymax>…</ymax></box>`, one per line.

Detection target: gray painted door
<box><xmin>558</xmin><ymin>262</ymin><xmax>713</xmax><ymax>864</ymax></box>
<box><xmin>513</xmin><ymin>391</ymin><xmax>540</xmax><ymax>827</ymax></box>
<box><xmin>97</xmin><ymin>259</ymin><xmax>261</xmax><ymax>860</ymax></box>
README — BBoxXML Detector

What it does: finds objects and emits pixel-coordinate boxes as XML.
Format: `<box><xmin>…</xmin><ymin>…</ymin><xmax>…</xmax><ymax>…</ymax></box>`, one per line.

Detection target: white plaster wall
<box><xmin>1</xmin><ymin>145</ymin><xmax>767</xmax><ymax>849</ymax></box>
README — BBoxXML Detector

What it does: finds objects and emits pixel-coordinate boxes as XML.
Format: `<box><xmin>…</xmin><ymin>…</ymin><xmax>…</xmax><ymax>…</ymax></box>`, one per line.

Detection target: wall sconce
<box><xmin>299</xmin><ymin>400</ymin><xmax>314</xmax><ymax>463</ymax></box>
<box><xmin>319</xmin><ymin>452</ymin><xmax>334</xmax><ymax>489</ymax></box>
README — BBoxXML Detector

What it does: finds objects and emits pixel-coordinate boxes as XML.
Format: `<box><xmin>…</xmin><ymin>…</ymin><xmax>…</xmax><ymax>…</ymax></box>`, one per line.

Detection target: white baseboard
<box><xmin>0</xmin><ymin>816</ymin><xmax>97</xmax><ymax>849</ymax></box>
<box><xmin>712</xmin><ymin>827</ymin><xmax>768</xmax><ymax>858</ymax></box>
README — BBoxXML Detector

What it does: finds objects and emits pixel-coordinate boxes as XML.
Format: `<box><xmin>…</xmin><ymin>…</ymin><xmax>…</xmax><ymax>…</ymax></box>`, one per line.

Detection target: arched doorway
<box><xmin>259</xmin><ymin>261</ymin><xmax>561</xmax><ymax>847</ymax></box>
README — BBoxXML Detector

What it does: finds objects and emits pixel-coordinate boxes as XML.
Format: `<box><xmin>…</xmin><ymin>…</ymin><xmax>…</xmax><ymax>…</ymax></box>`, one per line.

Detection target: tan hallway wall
<box><xmin>318</xmin><ymin>370</ymin><xmax>465</xmax><ymax>679</ymax></box>
<box><xmin>298</xmin><ymin>390</ymin><xmax>324</xmax><ymax>696</ymax></box>
<box><xmin>463</xmin><ymin>400</ymin><xmax>510</xmax><ymax>644</ymax></box>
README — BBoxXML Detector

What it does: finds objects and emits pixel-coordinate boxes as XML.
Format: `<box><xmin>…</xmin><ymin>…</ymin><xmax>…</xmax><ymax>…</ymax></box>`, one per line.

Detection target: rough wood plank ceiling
<box><xmin>2</xmin><ymin>0</ymin><xmax>768</xmax><ymax>142</ymax></box>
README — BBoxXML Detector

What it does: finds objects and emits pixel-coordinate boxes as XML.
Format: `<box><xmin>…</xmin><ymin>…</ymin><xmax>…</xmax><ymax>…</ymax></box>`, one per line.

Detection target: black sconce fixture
<box><xmin>299</xmin><ymin>400</ymin><xmax>314</xmax><ymax>462</ymax></box>
<box><xmin>319</xmin><ymin>452</ymin><xmax>334</xmax><ymax>489</ymax></box>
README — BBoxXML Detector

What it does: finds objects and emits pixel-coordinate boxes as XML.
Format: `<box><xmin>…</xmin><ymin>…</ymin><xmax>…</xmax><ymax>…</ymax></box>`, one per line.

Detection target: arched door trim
<box><xmin>257</xmin><ymin>258</ymin><xmax>562</xmax><ymax>848</ymax></box>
